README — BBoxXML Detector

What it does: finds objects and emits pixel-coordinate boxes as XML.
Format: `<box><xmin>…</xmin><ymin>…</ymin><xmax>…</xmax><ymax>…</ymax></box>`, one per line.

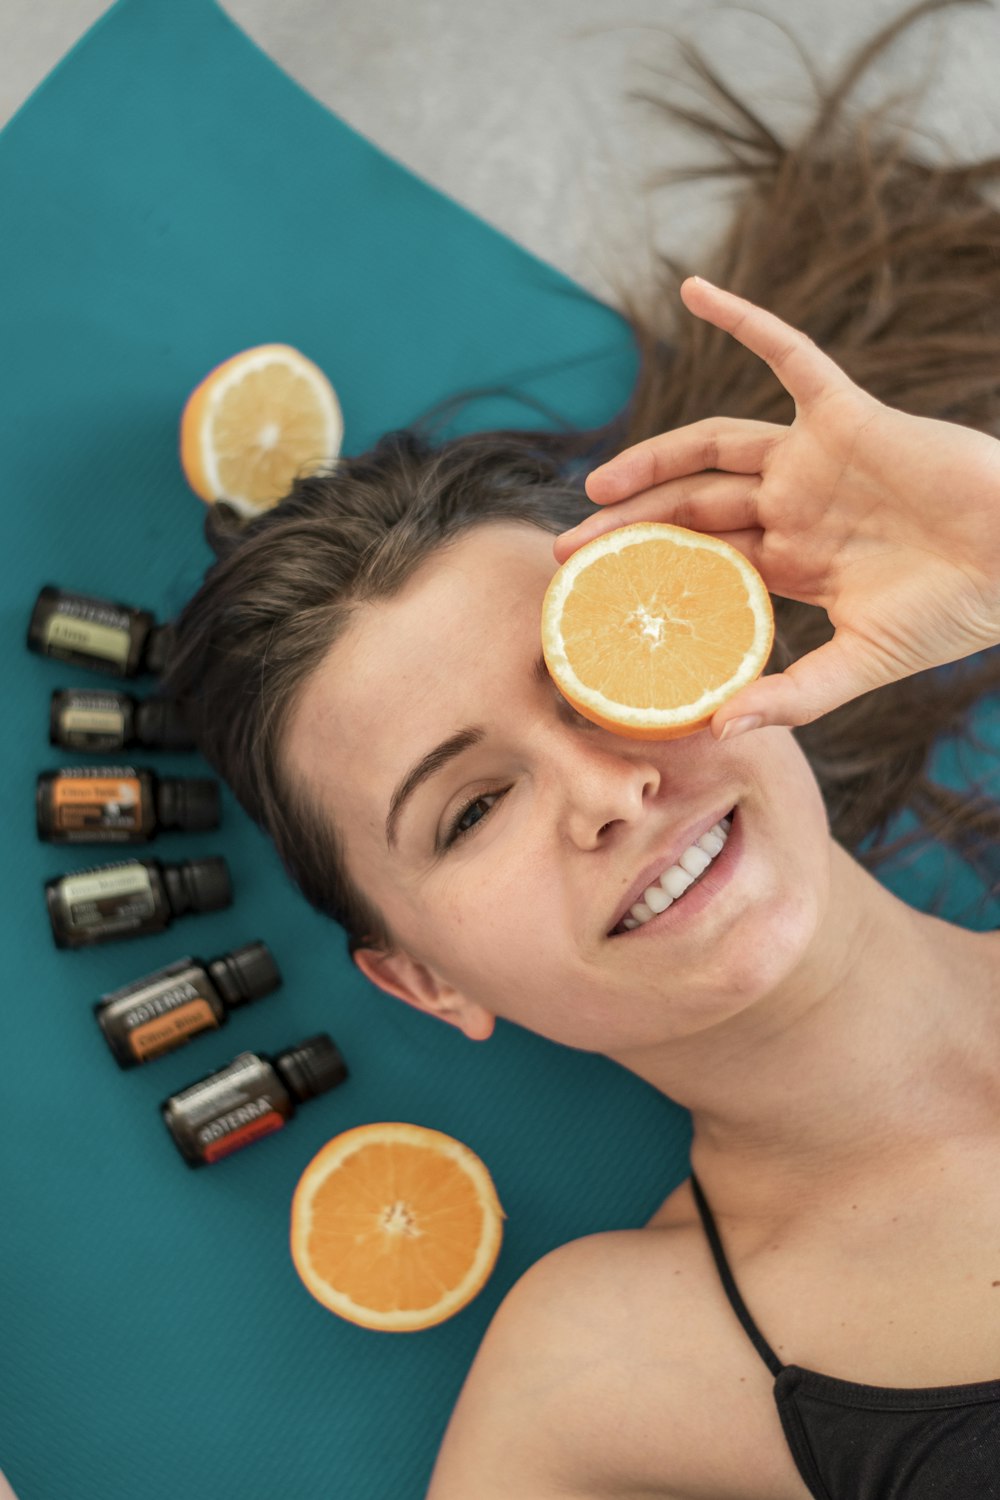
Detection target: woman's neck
<box><xmin>609</xmin><ymin>839</ymin><xmax>1000</xmax><ymax>1216</ymax></box>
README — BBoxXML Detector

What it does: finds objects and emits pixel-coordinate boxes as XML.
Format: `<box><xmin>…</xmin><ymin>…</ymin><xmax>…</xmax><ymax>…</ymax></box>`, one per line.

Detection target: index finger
<box><xmin>679</xmin><ymin>277</ymin><xmax>853</xmax><ymax>411</ymax></box>
<box><xmin>585</xmin><ymin>417</ymin><xmax>782</xmax><ymax>503</ymax></box>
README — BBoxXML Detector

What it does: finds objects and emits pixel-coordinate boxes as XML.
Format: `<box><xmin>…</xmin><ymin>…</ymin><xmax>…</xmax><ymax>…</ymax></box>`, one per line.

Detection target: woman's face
<box><xmin>283</xmin><ymin>520</ymin><xmax>833</xmax><ymax>1054</ymax></box>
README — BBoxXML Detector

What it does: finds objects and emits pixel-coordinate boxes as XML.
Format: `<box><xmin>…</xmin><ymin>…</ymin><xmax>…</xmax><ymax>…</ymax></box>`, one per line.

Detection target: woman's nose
<box><xmin>551</xmin><ymin>716</ymin><xmax>662</xmax><ymax>845</ymax></box>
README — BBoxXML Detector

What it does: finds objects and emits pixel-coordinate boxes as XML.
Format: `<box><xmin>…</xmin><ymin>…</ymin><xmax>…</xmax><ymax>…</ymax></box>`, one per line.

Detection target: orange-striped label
<box><xmin>128</xmin><ymin>998</ymin><xmax>219</xmax><ymax>1061</ymax></box>
<box><xmin>54</xmin><ymin>775</ymin><xmax>142</xmax><ymax>831</ymax></box>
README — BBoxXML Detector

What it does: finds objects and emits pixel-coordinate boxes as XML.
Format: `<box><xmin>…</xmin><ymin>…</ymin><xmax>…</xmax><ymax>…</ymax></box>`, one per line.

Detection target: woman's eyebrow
<box><xmin>384</xmin><ymin>650</ymin><xmax>551</xmax><ymax>851</ymax></box>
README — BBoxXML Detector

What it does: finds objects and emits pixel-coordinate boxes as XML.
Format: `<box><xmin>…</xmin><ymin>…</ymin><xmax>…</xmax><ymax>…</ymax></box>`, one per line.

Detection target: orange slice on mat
<box><xmin>179</xmin><ymin>343</ymin><xmax>343</xmax><ymax>516</ymax></box>
<box><xmin>290</xmin><ymin>1122</ymin><xmax>507</xmax><ymax>1332</ymax></box>
<box><xmin>542</xmin><ymin>521</ymin><xmax>774</xmax><ymax>739</ymax></box>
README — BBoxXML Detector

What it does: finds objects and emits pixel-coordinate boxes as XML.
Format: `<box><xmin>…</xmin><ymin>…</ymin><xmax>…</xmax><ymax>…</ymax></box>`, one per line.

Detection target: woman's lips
<box><xmin>605</xmin><ymin>802</ymin><xmax>738</xmax><ymax>937</ymax></box>
<box><xmin>607</xmin><ymin>804</ymin><xmax>741</xmax><ymax>938</ymax></box>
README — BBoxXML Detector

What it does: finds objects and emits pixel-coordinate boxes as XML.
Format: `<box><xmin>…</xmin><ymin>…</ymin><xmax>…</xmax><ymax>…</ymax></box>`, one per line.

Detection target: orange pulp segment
<box><xmin>541</xmin><ymin>521</ymin><xmax>774</xmax><ymax>739</ymax></box>
<box><xmin>179</xmin><ymin>343</ymin><xmax>343</xmax><ymax>516</ymax></box>
<box><xmin>290</xmin><ymin>1122</ymin><xmax>507</xmax><ymax>1332</ymax></box>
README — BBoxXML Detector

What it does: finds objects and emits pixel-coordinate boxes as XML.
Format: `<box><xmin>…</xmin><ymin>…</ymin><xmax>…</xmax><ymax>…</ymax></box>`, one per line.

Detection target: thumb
<box><xmin>711</xmin><ymin>633</ymin><xmax>884</xmax><ymax>741</ymax></box>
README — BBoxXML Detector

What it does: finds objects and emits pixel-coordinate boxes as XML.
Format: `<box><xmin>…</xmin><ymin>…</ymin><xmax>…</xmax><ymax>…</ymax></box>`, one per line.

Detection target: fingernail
<box><xmin>720</xmin><ymin>714</ymin><xmax>762</xmax><ymax>741</ymax></box>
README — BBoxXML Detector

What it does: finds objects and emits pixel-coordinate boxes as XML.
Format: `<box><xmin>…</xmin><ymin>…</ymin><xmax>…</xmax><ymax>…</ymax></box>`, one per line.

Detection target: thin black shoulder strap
<box><xmin>689</xmin><ymin>1171</ymin><xmax>785</xmax><ymax>1379</ymax></box>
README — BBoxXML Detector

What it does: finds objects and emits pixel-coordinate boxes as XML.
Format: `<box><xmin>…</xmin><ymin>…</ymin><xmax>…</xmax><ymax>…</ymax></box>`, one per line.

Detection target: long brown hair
<box><xmin>164</xmin><ymin>0</ymin><xmax>1000</xmax><ymax>959</ymax></box>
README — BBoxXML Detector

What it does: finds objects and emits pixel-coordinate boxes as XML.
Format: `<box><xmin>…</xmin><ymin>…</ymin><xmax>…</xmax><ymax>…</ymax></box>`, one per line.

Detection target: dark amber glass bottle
<box><xmin>37</xmin><ymin>766</ymin><xmax>219</xmax><ymax>844</ymax></box>
<box><xmin>49</xmin><ymin>689</ymin><xmax>196</xmax><ymax>753</ymax></box>
<box><xmin>95</xmin><ymin>941</ymin><xmax>282</xmax><ymax>1068</ymax></box>
<box><xmin>27</xmin><ymin>585</ymin><xmax>170</xmax><ymax>679</ymax></box>
<box><xmin>45</xmin><ymin>855</ymin><xmax>232</xmax><ymax>949</ymax></box>
<box><xmin>161</xmin><ymin>1035</ymin><xmax>349</xmax><ymax>1167</ymax></box>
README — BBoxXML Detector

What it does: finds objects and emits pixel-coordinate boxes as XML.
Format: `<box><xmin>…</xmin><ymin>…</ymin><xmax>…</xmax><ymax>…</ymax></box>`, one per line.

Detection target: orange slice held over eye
<box><xmin>541</xmin><ymin>522</ymin><xmax>775</xmax><ymax>739</ymax></box>
<box><xmin>179</xmin><ymin>343</ymin><xmax>344</xmax><ymax>517</ymax></box>
<box><xmin>290</xmin><ymin>1122</ymin><xmax>507</xmax><ymax>1332</ymax></box>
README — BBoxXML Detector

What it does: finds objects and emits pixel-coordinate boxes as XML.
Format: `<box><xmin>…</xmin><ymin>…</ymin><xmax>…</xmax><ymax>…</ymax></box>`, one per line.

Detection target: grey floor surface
<box><xmin>2</xmin><ymin>0</ymin><xmax>999</xmax><ymax>305</ymax></box>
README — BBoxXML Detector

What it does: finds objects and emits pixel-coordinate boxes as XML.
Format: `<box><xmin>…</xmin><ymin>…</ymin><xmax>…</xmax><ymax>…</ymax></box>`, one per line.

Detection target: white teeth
<box><xmin>622</xmin><ymin>814</ymin><xmax>734</xmax><ymax>931</ymax></box>
<box><xmin>659</xmin><ymin>864</ymin><xmax>695</xmax><ymax>900</ymax></box>
<box><xmin>645</xmin><ymin>885</ymin><xmax>673</xmax><ymax>914</ymax></box>
<box><xmin>678</xmin><ymin>845</ymin><xmax>713</xmax><ymax>879</ymax></box>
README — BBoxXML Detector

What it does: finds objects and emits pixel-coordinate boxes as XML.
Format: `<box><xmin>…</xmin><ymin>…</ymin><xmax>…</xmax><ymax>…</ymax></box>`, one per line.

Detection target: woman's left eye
<box><xmin>444</xmin><ymin>789</ymin><xmax>509</xmax><ymax>848</ymax></box>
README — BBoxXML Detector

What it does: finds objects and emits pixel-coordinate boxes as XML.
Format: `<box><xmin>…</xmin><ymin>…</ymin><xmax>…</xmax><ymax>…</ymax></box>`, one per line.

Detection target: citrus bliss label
<box><xmin>98</xmin><ymin>959</ymin><xmax>224</xmax><ymax>1063</ymax></box>
<box><xmin>129</xmin><ymin>998</ymin><xmax>218</xmax><ymax>1061</ymax></box>
<box><xmin>106</xmin><ymin>965</ymin><xmax>221</xmax><ymax>1060</ymax></box>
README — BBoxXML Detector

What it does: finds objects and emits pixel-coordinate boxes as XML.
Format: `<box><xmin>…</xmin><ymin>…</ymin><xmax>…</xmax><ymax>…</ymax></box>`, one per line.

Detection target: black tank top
<box><xmin>689</xmin><ymin>1172</ymin><xmax>1000</xmax><ymax>1499</ymax></box>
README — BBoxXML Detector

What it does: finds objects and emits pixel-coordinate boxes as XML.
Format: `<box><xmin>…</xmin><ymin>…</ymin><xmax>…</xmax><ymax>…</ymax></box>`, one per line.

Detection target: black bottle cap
<box><xmin>208</xmin><ymin>941</ymin><xmax>282</xmax><ymax>1009</ymax></box>
<box><xmin>156</xmin><ymin>778</ymin><xmax>221</xmax><ymax>832</ymax></box>
<box><xmin>275</xmin><ymin>1033</ymin><xmax>349</xmax><ymax>1103</ymax></box>
<box><xmin>134</xmin><ymin>697</ymin><xmax>197</xmax><ymax>751</ymax></box>
<box><xmin>164</xmin><ymin>856</ymin><xmax>232</xmax><ymax>917</ymax></box>
<box><xmin>47</xmin><ymin>690</ymin><xmax>62</xmax><ymax>744</ymax></box>
<box><xmin>144</xmin><ymin>623</ymin><xmax>173</xmax><ymax>677</ymax></box>
<box><xmin>48</xmin><ymin>692</ymin><xmax>64</xmax><ymax>745</ymax></box>
<box><xmin>35</xmin><ymin>773</ymin><xmax>53</xmax><ymax>839</ymax></box>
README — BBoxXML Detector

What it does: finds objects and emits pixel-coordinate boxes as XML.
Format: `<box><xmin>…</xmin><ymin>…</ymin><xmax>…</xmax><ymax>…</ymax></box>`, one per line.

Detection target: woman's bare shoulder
<box><xmin>425</xmin><ymin>1216</ymin><xmax>709</xmax><ymax>1500</ymax></box>
<box><xmin>518</xmin><ymin>1204</ymin><xmax>807</xmax><ymax>1497</ymax></box>
<box><xmin>427</xmin><ymin>1180</ymin><xmax>799</xmax><ymax>1500</ymax></box>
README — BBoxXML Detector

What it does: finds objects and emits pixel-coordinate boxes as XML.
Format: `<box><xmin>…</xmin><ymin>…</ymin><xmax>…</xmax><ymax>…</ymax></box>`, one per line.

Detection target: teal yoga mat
<box><xmin>0</xmin><ymin>3</ymin><xmax>996</xmax><ymax>1498</ymax></box>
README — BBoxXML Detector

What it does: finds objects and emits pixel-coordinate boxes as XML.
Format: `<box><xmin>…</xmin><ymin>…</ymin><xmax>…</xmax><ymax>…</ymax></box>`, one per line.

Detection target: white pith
<box><xmin>619</xmin><ymin>813</ymin><xmax>733</xmax><ymax>931</ymax></box>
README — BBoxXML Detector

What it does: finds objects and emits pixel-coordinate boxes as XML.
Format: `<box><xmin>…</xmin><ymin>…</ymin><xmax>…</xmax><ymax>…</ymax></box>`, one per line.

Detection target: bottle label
<box><xmin>202</xmin><ymin>1108</ymin><xmax>286</xmax><ymax>1162</ymax></box>
<box><xmin>53</xmin><ymin>772</ymin><xmax>144</xmax><ymax>837</ymax></box>
<box><xmin>45</xmin><ymin>611</ymin><xmax>131</xmax><ymax>668</ymax></box>
<box><xmin>129</xmin><ymin>998</ymin><xmax>219</xmax><ymax>1061</ymax></box>
<box><xmin>60</xmin><ymin>697</ymin><xmax>128</xmax><ymax>745</ymax></box>
<box><xmin>98</xmin><ymin>961</ymin><xmax>223</xmax><ymax>1061</ymax></box>
<box><xmin>60</xmin><ymin>863</ymin><xmax>155</xmax><ymax>930</ymax></box>
<box><xmin>166</xmin><ymin>1053</ymin><xmax>292</xmax><ymax>1163</ymax></box>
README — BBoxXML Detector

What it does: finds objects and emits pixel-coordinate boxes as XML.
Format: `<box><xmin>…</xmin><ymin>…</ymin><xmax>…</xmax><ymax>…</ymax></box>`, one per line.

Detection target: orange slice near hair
<box><xmin>179</xmin><ymin>343</ymin><xmax>343</xmax><ymax>516</ymax></box>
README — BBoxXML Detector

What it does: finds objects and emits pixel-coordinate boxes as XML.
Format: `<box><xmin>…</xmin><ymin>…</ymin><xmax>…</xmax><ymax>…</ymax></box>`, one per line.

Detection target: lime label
<box><xmin>45</xmin><ymin>614</ymin><xmax>130</xmax><ymax>668</ymax></box>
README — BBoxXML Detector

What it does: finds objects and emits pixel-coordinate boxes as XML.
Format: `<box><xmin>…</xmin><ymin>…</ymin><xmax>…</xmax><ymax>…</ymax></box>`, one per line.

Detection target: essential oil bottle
<box><xmin>37</xmin><ymin>766</ymin><xmax>220</xmax><ymax>844</ymax></box>
<box><xmin>161</xmin><ymin>1034</ymin><xmax>349</xmax><ymax>1167</ymax></box>
<box><xmin>27</xmin><ymin>585</ymin><xmax>171</xmax><ymax>679</ymax></box>
<box><xmin>95</xmin><ymin>941</ymin><xmax>282</xmax><ymax>1068</ymax></box>
<box><xmin>49</xmin><ymin>689</ymin><xmax>196</xmax><ymax>753</ymax></box>
<box><xmin>45</xmin><ymin>855</ymin><xmax>232</xmax><ymax>949</ymax></box>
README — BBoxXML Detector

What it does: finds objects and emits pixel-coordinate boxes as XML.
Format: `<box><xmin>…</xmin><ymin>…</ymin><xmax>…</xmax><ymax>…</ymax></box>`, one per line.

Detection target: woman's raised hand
<box><xmin>553</xmin><ymin>279</ymin><xmax>1000</xmax><ymax>741</ymax></box>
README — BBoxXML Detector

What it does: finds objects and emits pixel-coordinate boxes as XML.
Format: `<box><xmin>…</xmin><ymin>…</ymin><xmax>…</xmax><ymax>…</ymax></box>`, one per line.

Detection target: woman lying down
<box><xmin>164</xmin><ymin>3</ymin><xmax>1000</xmax><ymax>1495</ymax></box>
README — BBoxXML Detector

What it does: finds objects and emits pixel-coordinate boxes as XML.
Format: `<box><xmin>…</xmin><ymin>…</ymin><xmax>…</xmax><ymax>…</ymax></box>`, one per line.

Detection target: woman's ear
<box><xmin>351</xmin><ymin>944</ymin><xmax>495</xmax><ymax>1040</ymax></box>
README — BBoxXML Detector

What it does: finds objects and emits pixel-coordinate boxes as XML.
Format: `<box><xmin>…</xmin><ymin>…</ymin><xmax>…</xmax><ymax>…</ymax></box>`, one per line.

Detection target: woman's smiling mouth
<box><xmin>607</xmin><ymin>805</ymin><xmax>740</xmax><ymax>937</ymax></box>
